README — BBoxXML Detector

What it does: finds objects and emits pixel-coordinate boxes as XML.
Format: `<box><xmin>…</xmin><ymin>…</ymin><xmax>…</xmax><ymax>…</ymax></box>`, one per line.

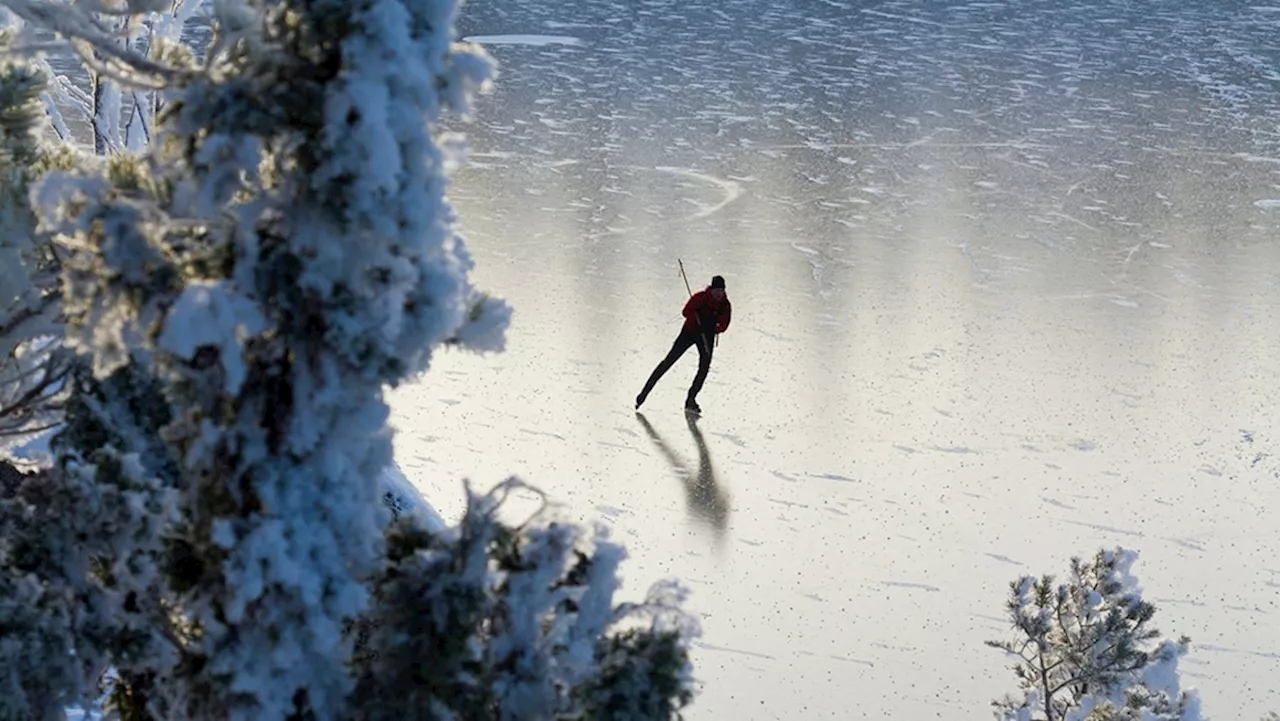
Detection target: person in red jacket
<box><xmin>635</xmin><ymin>275</ymin><xmax>732</xmax><ymax>413</ymax></box>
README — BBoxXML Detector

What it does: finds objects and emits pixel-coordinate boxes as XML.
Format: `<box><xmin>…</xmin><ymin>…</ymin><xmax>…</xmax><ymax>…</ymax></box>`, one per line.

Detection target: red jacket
<box><xmin>682</xmin><ymin>288</ymin><xmax>731</xmax><ymax>334</ymax></box>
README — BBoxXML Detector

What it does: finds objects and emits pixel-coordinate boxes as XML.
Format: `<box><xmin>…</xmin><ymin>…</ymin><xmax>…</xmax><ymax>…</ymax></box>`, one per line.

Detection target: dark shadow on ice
<box><xmin>635</xmin><ymin>412</ymin><xmax>731</xmax><ymax>546</ymax></box>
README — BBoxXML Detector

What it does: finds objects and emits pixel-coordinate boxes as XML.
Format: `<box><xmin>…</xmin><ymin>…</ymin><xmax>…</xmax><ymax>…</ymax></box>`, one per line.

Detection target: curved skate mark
<box><xmin>621</xmin><ymin>165</ymin><xmax>743</xmax><ymax>220</ymax></box>
<box><xmin>658</xmin><ymin>166</ymin><xmax>743</xmax><ymax>218</ymax></box>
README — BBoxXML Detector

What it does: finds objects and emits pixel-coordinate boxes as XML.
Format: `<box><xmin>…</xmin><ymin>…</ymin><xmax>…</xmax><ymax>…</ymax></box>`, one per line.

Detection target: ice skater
<box><xmin>635</xmin><ymin>274</ymin><xmax>732</xmax><ymax>414</ymax></box>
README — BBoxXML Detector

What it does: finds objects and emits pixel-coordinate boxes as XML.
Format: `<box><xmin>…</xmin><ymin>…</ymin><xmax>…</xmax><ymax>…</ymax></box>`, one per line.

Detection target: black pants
<box><xmin>638</xmin><ymin>326</ymin><xmax>714</xmax><ymax>404</ymax></box>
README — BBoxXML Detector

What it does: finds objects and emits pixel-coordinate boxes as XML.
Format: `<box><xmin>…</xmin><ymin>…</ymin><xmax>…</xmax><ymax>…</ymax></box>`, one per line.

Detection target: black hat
<box><xmin>710</xmin><ymin>275</ymin><xmax>726</xmax><ymax>289</ymax></box>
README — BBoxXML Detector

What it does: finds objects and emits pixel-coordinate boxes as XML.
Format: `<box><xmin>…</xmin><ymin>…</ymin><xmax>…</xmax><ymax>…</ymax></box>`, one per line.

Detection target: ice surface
<box><xmin>462</xmin><ymin>34</ymin><xmax>584</xmax><ymax>47</ymax></box>
<box><xmin>386</xmin><ymin>1</ymin><xmax>1280</xmax><ymax>717</ymax></box>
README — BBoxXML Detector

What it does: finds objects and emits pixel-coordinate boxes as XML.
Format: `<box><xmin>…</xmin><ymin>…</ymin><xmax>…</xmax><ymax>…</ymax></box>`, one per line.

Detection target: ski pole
<box><xmin>678</xmin><ymin>259</ymin><xmax>713</xmax><ymax>353</ymax></box>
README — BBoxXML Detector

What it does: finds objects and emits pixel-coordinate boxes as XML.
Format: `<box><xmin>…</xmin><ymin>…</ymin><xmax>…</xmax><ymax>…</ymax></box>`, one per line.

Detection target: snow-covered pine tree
<box><xmin>349</xmin><ymin>479</ymin><xmax>697</xmax><ymax>720</ymax></box>
<box><xmin>8</xmin><ymin>0</ymin><xmax>503</xmax><ymax>715</ymax></box>
<box><xmin>987</xmin><ymin>548</ymin><xmax>1202</xmax><ymax>721</ymax></box>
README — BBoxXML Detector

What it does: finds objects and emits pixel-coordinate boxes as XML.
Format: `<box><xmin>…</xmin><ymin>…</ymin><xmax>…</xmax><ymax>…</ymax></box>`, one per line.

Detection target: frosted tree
<box><xmin>28</xmin><ymin>3</ymin><xmax>498</xmax><ymax>714</ymax></box>
<box><xmin>7</xmin><ymin>0</ymin><xmax>500</xmax><ymax>713</ymax></box>
<box><xmin>988</xmin><ymin>548</ymin><xmax>1202</xmax><ymax>721</ymax></box>
<box><xmin>349</xmin><ymin>479</ymin><xmax>697</xmax><ymax>720</ymax></box>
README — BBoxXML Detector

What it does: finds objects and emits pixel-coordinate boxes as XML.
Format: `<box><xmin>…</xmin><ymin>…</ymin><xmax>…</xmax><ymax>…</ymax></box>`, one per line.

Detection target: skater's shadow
<box><xmin>635</xmin><ymin>412</ymin><xmax>731</xmax><ymax>546</ymax></box>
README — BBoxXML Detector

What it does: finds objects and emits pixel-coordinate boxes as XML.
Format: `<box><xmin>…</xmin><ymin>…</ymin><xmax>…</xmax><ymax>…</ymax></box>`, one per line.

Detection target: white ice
<box><xmin>391</xmin><ymin>1</ymin><xmax>1280</xmax><ymax>719</ymax></box>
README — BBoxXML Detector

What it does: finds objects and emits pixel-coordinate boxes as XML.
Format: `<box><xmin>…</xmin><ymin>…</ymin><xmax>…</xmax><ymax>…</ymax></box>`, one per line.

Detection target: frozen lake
<box><xmin>385</xmin><ymin>0</ymin><xmax>1280</xmax><ymax>718</ymax></box>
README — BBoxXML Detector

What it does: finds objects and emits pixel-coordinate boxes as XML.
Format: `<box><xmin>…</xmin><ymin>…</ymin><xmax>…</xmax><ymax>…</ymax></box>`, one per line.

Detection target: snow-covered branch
<box><xmin>0</xmin><ymin>34</ymin><xmax>77</xmax><ymax>465</ymax></box>
<box><xmin>351</xmin><ymin>478</ymin><xmax>697</xmax><ymax>719</ymax></box>
<box><xmin>0</xmin><ymin>0</ymin><xmax>187</xmax><ymax>84</ymax></box>
<box><xmin>988</xmin><ymin>549</ymin><xmax>1203</xmax><ymax>721</ymax></box>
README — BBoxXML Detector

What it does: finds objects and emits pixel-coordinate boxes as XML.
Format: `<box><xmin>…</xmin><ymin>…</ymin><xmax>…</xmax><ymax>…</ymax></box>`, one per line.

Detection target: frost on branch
<box><xmin>0</xmin><ymin>30</ymin><xmax>80</xmax><ymax>461</ymax></box>
<box><xmin>349</xmin><ymin>479</ymin><xmax>698</xmax><ymax>721</ymax></box>
<box><xmin>987</xmin><ymin>548</ymin><xmax>1202</xmax><ymax>721</ymax></box>
<box><xmin>0</xmin><ymin>442</ymin><xmax>177</xmax><ymax>719</ymax></box>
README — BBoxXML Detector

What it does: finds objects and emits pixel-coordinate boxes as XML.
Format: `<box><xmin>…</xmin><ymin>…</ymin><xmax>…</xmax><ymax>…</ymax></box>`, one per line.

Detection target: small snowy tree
<box><xmin>988</xmin><ymin>548</ymin><xmax>1202</xmax><ymax>721</ymax></box>
<box><xmin>349</xmin><ymin>479</ymin><xmax>697</xmax><ymax>720</ymax></box>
